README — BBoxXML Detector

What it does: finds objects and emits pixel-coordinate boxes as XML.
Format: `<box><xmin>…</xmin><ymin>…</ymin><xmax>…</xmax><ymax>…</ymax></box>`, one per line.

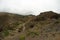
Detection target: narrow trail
<box><xmin>3</xmin><ymin>16</ymin><xmax>36</xmax><ymax>40</ymax></box>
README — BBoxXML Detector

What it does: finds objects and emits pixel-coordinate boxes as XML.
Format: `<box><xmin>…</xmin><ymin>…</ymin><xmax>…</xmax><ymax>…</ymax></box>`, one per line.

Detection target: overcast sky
<box><xmin>0</xmin><ymin>0</ymin><xmax>60</xmax><ymax>15</ymax></box>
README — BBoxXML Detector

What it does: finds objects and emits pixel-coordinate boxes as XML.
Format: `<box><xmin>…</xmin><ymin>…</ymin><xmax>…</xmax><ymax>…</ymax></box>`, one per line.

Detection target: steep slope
<box><xmin>22</xmin><ymin>11</ymin><xmax>60</xmax><ymax>40</ymax></box>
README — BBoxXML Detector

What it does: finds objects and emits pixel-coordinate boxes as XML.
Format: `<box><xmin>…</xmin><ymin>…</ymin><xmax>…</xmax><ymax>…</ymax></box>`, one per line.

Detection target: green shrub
<box><xmin>3</xmin><ymin>30</ymin><xmax>9</xmax><ymax>36</ymax></box>
<box><xmin>19</xmin><ymin>35</ymin><xmax>25</xmax><ymax>40</ymax></box>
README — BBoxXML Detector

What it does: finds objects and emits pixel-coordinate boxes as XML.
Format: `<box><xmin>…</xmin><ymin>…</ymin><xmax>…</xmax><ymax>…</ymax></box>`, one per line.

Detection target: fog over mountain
<box><xmin>0</xmin><ymin>0</ymin><xmax>60</xmax><ymax>15</ymax></box>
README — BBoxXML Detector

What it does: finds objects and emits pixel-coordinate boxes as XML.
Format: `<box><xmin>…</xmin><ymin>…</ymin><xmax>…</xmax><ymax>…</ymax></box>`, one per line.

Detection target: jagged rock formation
<box><xmin>0</xmin><ymin>11</ymin><xmax>60</xmax><ymax>40</ymax></box>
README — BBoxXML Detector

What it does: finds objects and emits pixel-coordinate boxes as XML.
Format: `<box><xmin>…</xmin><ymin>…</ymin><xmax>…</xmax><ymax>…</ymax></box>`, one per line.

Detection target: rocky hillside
<box><xmin>0</xmin><ymin>11</ymin><xmax>60</xmax><ymax>40</ymax></box>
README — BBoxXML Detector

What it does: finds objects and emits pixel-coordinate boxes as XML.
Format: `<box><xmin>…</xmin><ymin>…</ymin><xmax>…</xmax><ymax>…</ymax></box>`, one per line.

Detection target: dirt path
<box><xmin>2</xmin><ymin>17</ymin><xmax>33</xmax><ymax>40</ymax></box>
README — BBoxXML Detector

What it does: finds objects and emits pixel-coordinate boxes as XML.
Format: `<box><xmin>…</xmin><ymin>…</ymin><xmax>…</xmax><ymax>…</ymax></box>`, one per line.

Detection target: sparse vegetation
<box><xmin>0</xmin><ymin>11</ymin><xmax>60</xmax><ymax>40</ymax></box>
<box><xmin>2</xmin><ymin>30</ymin><xmax>9</xmax><ymax>36</ymax></box>
<box><xmin>27</xmin><ymin>30</ymin><xmax>39</xmax><ymax>38</ymax></box>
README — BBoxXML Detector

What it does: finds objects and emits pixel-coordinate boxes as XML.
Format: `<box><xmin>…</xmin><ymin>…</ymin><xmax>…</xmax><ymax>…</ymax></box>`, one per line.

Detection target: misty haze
<box><xmin>0</xmin><ymin>0</ymin><xmax>60</xmax><ymax>40</ymax></box>
<box><xmin>0</xmin><ymin>0</ymin><xmax>60</xmax><ymax>15</ymax></box>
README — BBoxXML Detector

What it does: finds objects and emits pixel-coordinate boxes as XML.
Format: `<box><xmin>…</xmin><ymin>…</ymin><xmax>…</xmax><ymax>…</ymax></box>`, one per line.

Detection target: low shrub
<box><xmin>19</xmin><ymin>35</ymin><xmax>25</xmax><ymax>40</ymax></box>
